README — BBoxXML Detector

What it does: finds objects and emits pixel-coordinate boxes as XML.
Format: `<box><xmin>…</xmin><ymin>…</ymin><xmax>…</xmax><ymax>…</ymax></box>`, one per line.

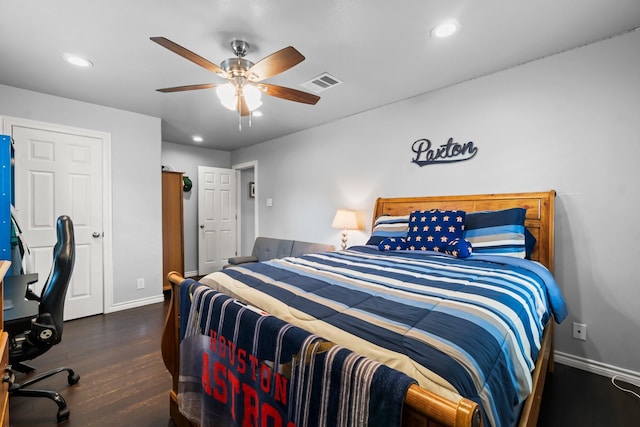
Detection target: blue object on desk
<box><xmin>0</xmin><ymin>135</ymin><xmax>12</xmax><ymax>261</ymax></box>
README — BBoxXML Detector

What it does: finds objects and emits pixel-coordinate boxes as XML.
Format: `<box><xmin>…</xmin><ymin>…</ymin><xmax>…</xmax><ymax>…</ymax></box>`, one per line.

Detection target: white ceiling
<box><xmin>1</xmin><ymin>1</ymin><xmax>639</xmax><ymax>151</ymax></box>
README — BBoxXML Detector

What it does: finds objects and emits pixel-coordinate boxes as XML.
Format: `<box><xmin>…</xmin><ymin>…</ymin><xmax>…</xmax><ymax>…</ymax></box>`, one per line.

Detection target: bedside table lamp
<box><xmin>332</xmin><ymin>209</ymin><xmax>359</xmax><ymax>250</ymax></box>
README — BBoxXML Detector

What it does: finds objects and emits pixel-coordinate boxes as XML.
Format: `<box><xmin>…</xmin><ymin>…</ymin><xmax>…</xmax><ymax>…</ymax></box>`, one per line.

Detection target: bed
<box><xmin>161</xmin><ymin>190</ymin><xmax>565</xmax><ymax>427</ymax></box>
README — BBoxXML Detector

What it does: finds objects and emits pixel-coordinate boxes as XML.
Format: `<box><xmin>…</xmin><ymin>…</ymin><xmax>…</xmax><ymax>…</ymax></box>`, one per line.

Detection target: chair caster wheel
<box><xmin>57</xmin><ymin>407</ymin><xmax>70</xmax><ymax>422</ymax></box>
<box><xmin>68</xmin><ymin>373</ymin><xmax>80</xmax><ymax>385</ymax></box>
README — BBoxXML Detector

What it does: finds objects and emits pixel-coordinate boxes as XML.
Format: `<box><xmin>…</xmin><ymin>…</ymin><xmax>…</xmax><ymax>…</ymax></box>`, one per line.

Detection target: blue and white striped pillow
<box><xmin>366</xmin><ymin>215</ymin><xmax>409</xmax><ymax>245</ymax></box>
<box><xmin>463</xmin><ymin>208</ymin><xmax>526</xmax><ymax>258</ymax></box>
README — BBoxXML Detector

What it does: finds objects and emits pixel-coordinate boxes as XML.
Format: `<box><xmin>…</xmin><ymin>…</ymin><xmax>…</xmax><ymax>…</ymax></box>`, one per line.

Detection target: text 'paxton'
<box><xmin>411</xmin><ymin>138</ymin><xmax>478</xmax><ymax>166</ymax></box>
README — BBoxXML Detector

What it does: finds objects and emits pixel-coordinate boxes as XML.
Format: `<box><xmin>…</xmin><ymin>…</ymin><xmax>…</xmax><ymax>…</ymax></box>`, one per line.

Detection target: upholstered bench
<box><xmin>225</xmin><ymin>237</ymin><xmax>334</xmax><ymax>268</ymax></box>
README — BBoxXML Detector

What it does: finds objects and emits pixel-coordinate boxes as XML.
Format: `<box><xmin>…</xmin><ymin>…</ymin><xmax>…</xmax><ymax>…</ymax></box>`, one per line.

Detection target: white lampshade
<box><xmin>243</xmin><ymin>84</ymin><xmax>263</xmax><ymax>111</ymax></box>
<box><xmin>332</xmin><ymin>209</ymin><xmax>359</xmax><ymax>230</ymax></box>
<box><xmin>332</xmin><ymin>209</ymin><xmax>359</xmax><ymax>250</ymax></box>
<box><xmin>216</xmin><ymin>83</ymin><xmax>238</xmax><ymax>110</ymax></box>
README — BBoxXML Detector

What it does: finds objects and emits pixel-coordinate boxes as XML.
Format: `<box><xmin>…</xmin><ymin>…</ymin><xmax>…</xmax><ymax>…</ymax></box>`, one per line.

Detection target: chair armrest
<box><xmin>227</xmin><ymin>255</ymin><xmax>259</xmax><ymax>265</ymax></box>
<box><xmin>25</xmin><ymin>274</ymin><xmax>41</xmax><ymax>301</ymax></box>
<box><xmin>25</xmin><ymin>287</ymin><xmax>41</xmax><ymax>302</ymax></box>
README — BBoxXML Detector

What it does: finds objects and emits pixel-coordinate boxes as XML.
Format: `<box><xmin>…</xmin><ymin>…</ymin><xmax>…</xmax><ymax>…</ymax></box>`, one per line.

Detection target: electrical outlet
<box><xmin>137</xmin><ymin>278</ymin><xmax>145</xmax><ymax>290</ymax></box>
<box><xmin>572</xmin><ymin>322</ymin><xmax>587</xmax><ymax>341</ymax></box>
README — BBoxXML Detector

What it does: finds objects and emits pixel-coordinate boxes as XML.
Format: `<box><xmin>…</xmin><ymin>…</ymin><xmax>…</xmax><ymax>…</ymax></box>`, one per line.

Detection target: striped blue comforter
<box><xmin>210</xmin><ymin>246</ymin><xmax>567</xmax><ymax>427</ymax></box>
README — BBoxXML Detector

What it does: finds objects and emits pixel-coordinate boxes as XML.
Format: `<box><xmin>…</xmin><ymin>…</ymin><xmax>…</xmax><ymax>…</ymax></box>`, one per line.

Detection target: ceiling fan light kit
<box><xmin>216</xmin><ymin>82</ymin><xmax>263</xmax><ymax>112</ymax></box>
<box><xmin>150</xmin><ymin>36</ymin><xmax>320</xmax><ymax>126</ymax></box>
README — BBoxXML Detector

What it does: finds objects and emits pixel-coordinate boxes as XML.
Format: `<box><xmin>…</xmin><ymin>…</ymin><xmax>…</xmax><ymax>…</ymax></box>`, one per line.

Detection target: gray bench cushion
<box><xmin>292</xmin><ymin>240</ymin><xmax>333</xmax><ymax>257</ymax></box>
<box><xmin>226</xmin><ymin>237</ymin><xmax>334</xmax><ymax>267</ymax></box>
<box><xmin>252</xmin><ymin>237</ymin><xmax>294</xmax><ymax>261</ymax></box>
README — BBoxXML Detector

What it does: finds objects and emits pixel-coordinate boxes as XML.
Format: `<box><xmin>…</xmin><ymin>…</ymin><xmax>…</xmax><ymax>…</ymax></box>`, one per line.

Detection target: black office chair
<box><xmin>7</xmin><ymin>215</ymin><xmax>80</xmax><ymax>422</ymax></box>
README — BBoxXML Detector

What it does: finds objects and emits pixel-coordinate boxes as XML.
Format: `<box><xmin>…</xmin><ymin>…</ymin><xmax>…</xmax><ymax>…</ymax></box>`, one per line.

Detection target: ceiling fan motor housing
<box><xmin>220</xmin><ymin>57</ymin><xmax>254</xmax><ymax>77</ymax></box>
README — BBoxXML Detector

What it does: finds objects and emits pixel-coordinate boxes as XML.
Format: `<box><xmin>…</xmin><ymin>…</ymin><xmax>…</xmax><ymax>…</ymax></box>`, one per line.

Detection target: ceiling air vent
<box><xmin>300</xmin><ymin>73</ymin><xmax>343</xmax><ymax>93</ymax></box>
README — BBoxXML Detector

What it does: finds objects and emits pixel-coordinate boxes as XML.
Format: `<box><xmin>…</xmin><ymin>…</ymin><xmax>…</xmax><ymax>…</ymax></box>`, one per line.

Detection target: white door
<box><xmin>198</xmin><ymin>166</ymin><xmax>237</xmax><ymax>275</ymax></box>
<box><xmin>12</xmin><ymin>125</ymin><xmax>104</xmax><ymax>320</ymax></box>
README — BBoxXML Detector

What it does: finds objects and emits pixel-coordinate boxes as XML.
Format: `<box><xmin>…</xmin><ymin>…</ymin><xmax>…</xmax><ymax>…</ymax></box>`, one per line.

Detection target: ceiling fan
<box><xmin>150</xmin><ymin>37</ymin><xmax>321</xmax><ymax>116</ymax></box>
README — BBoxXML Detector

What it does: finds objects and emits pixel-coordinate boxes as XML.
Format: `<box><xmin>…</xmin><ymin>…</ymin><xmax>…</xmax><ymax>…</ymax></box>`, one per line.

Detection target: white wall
<box><xmin>161</xmin><ymin>141</ymin><xmax>231</xmax><ymax>275</ymax></box>
<box><xmin>0</xmin><ymin>83</ymin><xmax>163</xmax><ymax>308</ymax></box>
<box><xmin>231</xmin><ymin>30</ymin><xmax>640</xmax><ymax>375</ymax></box>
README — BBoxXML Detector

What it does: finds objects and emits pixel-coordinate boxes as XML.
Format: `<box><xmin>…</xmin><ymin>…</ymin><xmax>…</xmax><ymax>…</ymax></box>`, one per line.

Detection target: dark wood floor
<box><xmin>8</xmin><ymin>301</ymin><xmax>173</xmax><ymax>427</ymax></box>
<box><xmin>538</xmin><ymin>362</ymin><xmax>640</xmax><ymax>426</ymax></box>
<box><xmin>8</xmin><ymin>300</ymin><xmax>640</xmax><ymax>426</ymax></box>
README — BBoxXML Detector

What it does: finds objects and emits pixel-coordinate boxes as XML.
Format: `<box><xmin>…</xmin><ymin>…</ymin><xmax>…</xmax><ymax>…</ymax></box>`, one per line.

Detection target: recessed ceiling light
<box><xmin>431</xmin><ymin>20</ymin><xmax>461</xmax><ymax>39</ymax></box>
<box><xmin>63</xmin><ymin>53</ymin><xmax>93</xmax><ymax>67</ymax></box>
<box><xmin>252</xmin><ymin>111</ymin><xmax>263</xmax><ymax>117</ymax></box>
<box><xmin>192</xmin><ymin>135</ymin><xmax>203</xmax><ymax>143</ymax></box>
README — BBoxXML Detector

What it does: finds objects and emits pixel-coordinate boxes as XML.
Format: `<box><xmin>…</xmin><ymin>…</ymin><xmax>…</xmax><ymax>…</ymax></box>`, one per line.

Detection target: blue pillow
<box><xmin>366</xmin><ymin>215</ymin><xmax>409</xmax><ymax>245</ymax></box>
<box><xmin>445</xmin><ymin>238</ymin><xmax>473</xmax><ymax>258</ymax></box>
<box><xmin>378</xmin><ymin>237</ymin><xmax>408</xmax><ymax>251</ymax></box>
<box><xmin>406</xmin><ymin>209</ymin><xmax>466</xmax><ymax>252</ymax></box>
<box><xmin>464</xmin><ymin>208</ymin><xmax>526</xmax><ymax>258</ymax></box>
<box><xmin>525</xmin><ymin>228</ymin><xmax>536</xmax><ymax>259</ymax></box>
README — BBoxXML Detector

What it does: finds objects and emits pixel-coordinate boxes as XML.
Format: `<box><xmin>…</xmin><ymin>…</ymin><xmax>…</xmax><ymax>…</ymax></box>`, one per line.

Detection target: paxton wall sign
<box><xmin>411</xmin><ymin>137</ymin><xmax>478</xmax><ymax>166</ymax></box>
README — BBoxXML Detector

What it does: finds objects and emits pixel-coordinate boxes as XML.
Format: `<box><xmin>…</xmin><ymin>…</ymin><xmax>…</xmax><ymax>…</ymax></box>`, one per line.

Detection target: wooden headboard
<box><xmin>372</xmin><ymin>190</ymin><xmax>556</xmax><ymax>273</ymax></box>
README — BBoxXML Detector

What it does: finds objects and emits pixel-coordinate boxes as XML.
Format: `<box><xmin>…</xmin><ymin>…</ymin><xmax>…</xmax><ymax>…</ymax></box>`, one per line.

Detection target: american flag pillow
<box><xmin>406</xmin><ymin>209</ymin><xmax>466</xmax><ymax>252</ymax></box>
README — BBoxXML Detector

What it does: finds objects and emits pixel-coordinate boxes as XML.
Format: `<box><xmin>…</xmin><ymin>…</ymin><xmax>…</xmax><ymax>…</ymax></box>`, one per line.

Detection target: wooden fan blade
<box><xmin>246</xmin><ymin>46</ymin><xmax>305</xmax><ymax>82</ymax></box>
<box><xmin>259</xmin><ymin>83</ymin><xmax>320</xmax><ymax>105</ymax></box>
<box><xmin>156</xmin><ymin>83</ymin><xmax>218</xmax><ymax>93</ymax></box>
<box><xmin>238</xmin><ymin>96</ymin><xmax>251</xmax><ymax>116</ymax></box>
<box><xmin>150</xmin><ymin>36</ymin><xmax>228</xmax><ymax>78</ymax></box>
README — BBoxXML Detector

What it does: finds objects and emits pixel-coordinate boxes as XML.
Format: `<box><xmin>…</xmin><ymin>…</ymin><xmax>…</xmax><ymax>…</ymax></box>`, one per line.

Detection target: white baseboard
<box><xmin>184</xmin><ymin>270</ymin><xmax>198</xmax><ymax>278</ymax></box>
<box><xmin>555</xmin><ymin>351</ymin><xmax>640</xmax><ymax>387</ymax></box>
<box><xmin>106</xmin><ymin>294</ymin><xmax>165</xmax><ymax>313</ymax></box>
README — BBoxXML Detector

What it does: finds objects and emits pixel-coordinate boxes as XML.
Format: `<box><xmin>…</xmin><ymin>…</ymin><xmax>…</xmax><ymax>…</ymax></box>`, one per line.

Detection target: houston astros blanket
<box><xmin>178</xmin><ymin>279</ymin><xmax>416</xmax><ymax>427</ymax></box>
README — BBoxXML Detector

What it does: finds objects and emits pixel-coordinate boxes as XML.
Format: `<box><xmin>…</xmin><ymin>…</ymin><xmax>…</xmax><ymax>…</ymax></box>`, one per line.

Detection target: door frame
<box><xmin>232</xmin><ymin>160</ymin><xmax>259</xmax><ymax>255</ymax></box>
<box><xmin>1</xmin><ymin>115</ymin><xmax>113</xmax><ymax>314</ymax></box>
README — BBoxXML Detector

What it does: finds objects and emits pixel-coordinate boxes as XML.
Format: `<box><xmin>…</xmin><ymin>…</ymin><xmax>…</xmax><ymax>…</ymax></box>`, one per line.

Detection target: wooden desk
<box><xmin>0</xmin><ymin>260</ymin><xmax>12</xmax><ymax>427</ymax></box>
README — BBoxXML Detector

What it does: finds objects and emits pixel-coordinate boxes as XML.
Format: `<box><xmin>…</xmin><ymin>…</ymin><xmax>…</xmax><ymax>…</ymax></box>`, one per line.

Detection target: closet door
<box><xmin>162</xmin><ymin>171</ymin><xmax>184</xmax><ymax>290</ymax></box>
<box><xmin>197</xmin><ymin>166</ymin><xmax>237</xmax><ymax>275</ymax></box>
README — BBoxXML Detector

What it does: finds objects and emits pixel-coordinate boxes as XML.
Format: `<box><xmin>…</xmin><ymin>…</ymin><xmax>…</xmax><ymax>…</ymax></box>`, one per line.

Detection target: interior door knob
<box><xmin>92</xmin><ymin>232</ymin><xmax>102</xmax><ymax>238</ymax></box>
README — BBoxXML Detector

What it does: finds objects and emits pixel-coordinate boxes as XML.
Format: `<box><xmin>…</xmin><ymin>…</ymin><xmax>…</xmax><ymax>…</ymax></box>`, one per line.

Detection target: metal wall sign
<box><xmin>411</xmin><ymin>138</ymin><xmax>478</xmax><ymax>166</ymax></box>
